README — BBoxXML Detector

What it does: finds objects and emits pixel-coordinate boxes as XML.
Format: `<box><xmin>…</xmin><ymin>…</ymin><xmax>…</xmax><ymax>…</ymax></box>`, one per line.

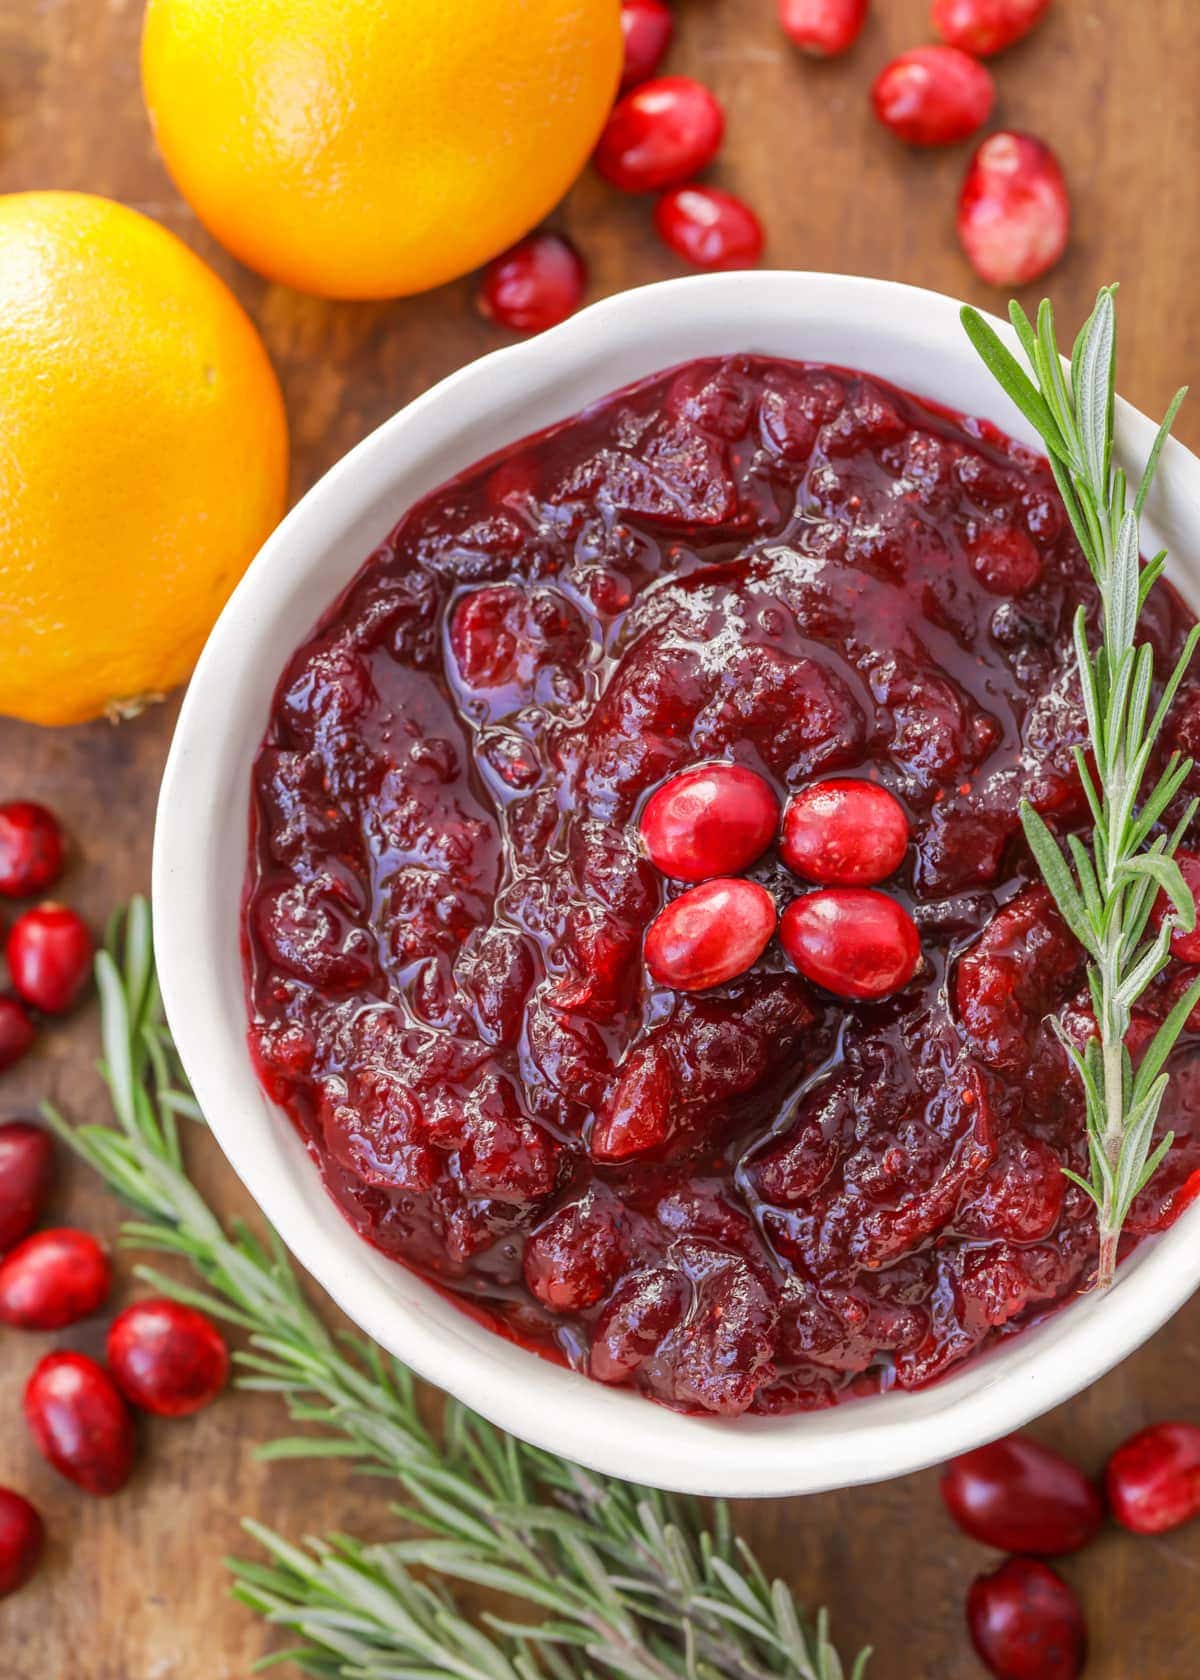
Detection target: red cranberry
<box><xmin>0</xmin><ymin>996</ymin><xmax>36</xmax><ymax>1073</ymax></box>
<box><xmin>595</xmin><ymin>77</ymin><xmax>725</xmax><ymax>193</ymax></box>
<box><xmin>967</xmin><ymin>1557</ymin><xmax>1085</xmax><ymax>1680</ymax></box>
<box><xmin>654</xmin><ymin>186</ymin><xmax>765</xmax><ymax>271</ymax></box>
<box><xmin>1151</xmin><ymin>851</ymin><xmax>1200</xmax><ymax>963</ymax></box>
<box><xmin>0</xmin><ymin>1121</ymin><xmax>55</xmax><ymax>1252</ymax></box>
<box><xmin>6</xmin><ymin>903</ymin><xmax>93</xmax><ymax>1015</ymax></box>
<box><xmin>476</xmin><ymin>232</ymin><xmax>587</xmax><ymax>335</ymax></box>
<box><xmin>107</xmin><ymin>1298</ymin><xmax>230</xmax><ymax>1417</ymax></box>
<box><xmin>942</xmin><ymin>1436</ymin><xmax>1103</xmax><ymax>1555</ymax></box>
<box><xmin>640</xmin><ymin>763</ymin><xmax>779</xmax><ymax>882</ymax></box>
<box><xmin>24</xmin><ymin>1351</ymin><xmax>135</xmax><ymax>1496</ymax></box>
<box><xmin>780</xmin><ymin>779</ymin><xmax>908</xmax><ymax>885</ymax></box>
<box><xmin>645</xmin><ymin>878</ymin><xmax>777</xmax><ymax>991</ymax></box>
<box><xmin>970</xmin><ymin>525</ymin><xmax>1043</xmax><ymax>595</ymax></box>
<box><xmin>524</xmin><ymin>1191</ymin><xmax>624</xmax><ymax>1311</ymax></box>
<box><xmin>957</xmin><ymin>133</ymin><xmax>1070</xmax><ymax>288</ymax></box>
<box><xmin>0</xmin><ymin>1226</ymin><xmax>111</xmax><ymax>1329</ymax></box>
<box><xmin>0</xmin><ymin>803</ymin><xmax>64</xmax><ymax>898</ymax></box>
<box><xmin>778</xmin><ymin>0</ymin><xmax>868</xmax><ymax>55</ymax></box>
<box><xmin>620</xmin><ymin>0</ymin><xmax>673</xmax><ymax>89</ymax></box>
<box><xmin>932</xmin><ymin>0</ymin><xmax>1052</xmax><ymax>56</ymax></box>
<box><xmin>592</xmin><ymin>1042</ymin><xmax>672</xmax><ymax>1162</ymax></box>
<box><xmin>0</xmin><ymin>1490</ymin><xmax>43</xmax><ymax>1598</ymax></box>
<box><xmin>1106</xmin><ymin>1422</ymin><xmax>1200</xmax><ymax>1535</ymax></box>
<box><xmin>871</xmin><ymin>46</ymin><xmax>994</xmax><ymax>147</ymax></box>
<box><xmin>780</xmin><ymin>888</ymin><xmax>919</xmax><ymax>999</ymax></box>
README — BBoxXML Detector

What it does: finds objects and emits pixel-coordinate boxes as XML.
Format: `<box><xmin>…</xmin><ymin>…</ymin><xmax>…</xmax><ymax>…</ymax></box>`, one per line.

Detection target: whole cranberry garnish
<box><xmin>780</xmin><ymin>779</ymin><xmax>908</xmax><ymax>885</ymax></box>
<box><xmin>871</xmin><ymin>46</ymin><xmax>994</xmax><ymax>147</ymax></box>
<box><xmin>780</xmin><ymin>888</ymin><xmax>919</xmax><ymax>999</ymax></box>
<box><xmin>778</xmin><ymin>0</ymin><xmax>868</xmax><ymax>56</ymax></box>
<box><xmin>0</xmin><ymin>996</ymin><xmax>36</xmax><ymax>1073</ymax></box>
<box><xmin>6</xmin><ymin>903</ymin><xmax>93</xmax><ymax>1015</ymax></box>
<box><xmin>942</xmin><ymin>1436</ymin><xmax>1103</xmax><ymax>1555</ymax></box>
<box><xmin>24</xmin><ymin>1351</ymin><xmax>135</xmax><ymax>1497</ymax></box>
<box><xmin>1151</xmin><ymin>851</ymin><xmax>1200</xmax><ymax>964</ymax></box>
<box><xmin>0</xmin><ymin>1121</ymin><xmax>55</xmax><ymax>1252</ymax></box>
<box><xmin>1105</xmin><ymin>1421</ymin><xmax>1200</xmax><ymax>1535</ymax></box>
<box><xmin>595</xmin><ymin>77</ymin><xmax>725</xmax><ymax>193</ymax></box>
<box><xmin>645</xmin><ymin>878</ymin><xmax>777</xmax><ymax>991</ymax></box>
<box><xmin>957</xmin><ymin>132</ymin><xmax>1070</xmax><ymax>288</ymax></box>
<box><xmin>107</xmin><ymin>1298</ymin><xmax>230</xmax><ymax>1417</ymax></box>
<box><xmin>970</xmin><ymin>525</ymin><xmax>1043</xmax><ymax>595</ymax></box>
<box><xmin>640</xmin><ymin>763</ymin><xmax>779</xmax><ymax>882</ymax></box>
<box><xmin>0</xmin><ymin>803</ymin><xmax>64</xmax><ymax>898</ymax></box>
<box><xmin>620</xmin><ymin>0</ymin><xmax>673</xmax><ymax>90</ymax></box>
<box><xmin>654</xmin><ymin>186</ymin><xmax>765</xmax><ymax>271</ymax></box>
<box><xmin>0</xmin><ymin>1489</ymin><xmax>44</xmax><ymax>1598</ymax></box>
<box><xmin>967</xmin><ymin>1557</ymin><xmax>1085</xmax><ymax>1680</ymax></box>
<box><xmin>0</xmin><ymin>1226</ymin><xmax>110</xmax><ymax>1329</ymax></box>
<box><xmin>476</xmin><ymin>232</ymin><xmax>587</xmax><ymax>335</ymax></box>
<box><xmin>932</xmin><ymin>0</ymin><xmax>1052</xmax><ymax>56</ymax></box>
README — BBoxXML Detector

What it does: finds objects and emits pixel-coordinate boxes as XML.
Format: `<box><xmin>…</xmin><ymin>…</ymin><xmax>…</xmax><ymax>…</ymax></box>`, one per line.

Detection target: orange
<box><xmin>140</xmin><ymin>0</ymin><xmax>622</xmax><ymax>300</ymax></box>
<box><xmin>0</xmin><ymin>192</ymin><xmax>288</xmax><ymax>727</ymax></box>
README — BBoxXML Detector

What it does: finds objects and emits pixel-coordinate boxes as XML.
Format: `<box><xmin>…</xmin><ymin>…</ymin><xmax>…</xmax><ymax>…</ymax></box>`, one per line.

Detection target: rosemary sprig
<box><xmin>963</xmin><ymin>285</ymin><xmax>1200</xmax><ymax>1287</ymax></box>
<box><xmin>45</xmin><ymin>898</ymin><xmax>866</xmax><ymax>1680</ymax></box>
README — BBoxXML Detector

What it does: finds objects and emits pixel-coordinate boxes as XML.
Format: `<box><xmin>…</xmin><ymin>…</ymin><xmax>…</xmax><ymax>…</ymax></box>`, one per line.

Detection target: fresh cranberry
<box><xmin>6</xmin><ymin>903</ymin><xmax>93</xmax><ymax>1015</ymax></box>
<box><xmin>107</xmin><ymin>1298</ymin><xmax>230</xmax><ymax>1417</ymax></box>
<box><xmin>932</xmin><ymin>0</ymin><xmax>1052</xmax><ymax>56</ymax></box>
<box><xmin>0</xmin><ymin>1490</ymin><xmax>43</xmax><ymax>1598</ymax></box>
<box><xmin>476</xmin><ymin>232</ymin><xmax>587</xmax><ymax>335</ymax></box>
<box><xmin>942</xmin><ymin>1437</ymin><xmax>1103</xmax><ymax>1555</ymax></box>
<box><xmin>0</xmin><ymin>803</ymin><xmax>64</xmax><ymax>898</ymax></box>
<box><xmin>778</xmin><ymin>0</ymin><xmax>868</xmax><ymax>55</ymax></box>
<box><xmin>640</xmin><ymin>763</ymin><xmax>779</xmax><ymax>882</ymax></box>
<box><xmin>0</xmin><ymin>1122</ymin><xmax>54</xmax><ymax>1252</ymax></box>
<box><xmin>1105</xmin><ymin>1422</ymin><xmax>1200</xmax><ymax>1535</ymax></box>
<box><xmin>967</xmin><ymin>1557</ymin><xmax>1085</xmax><ymax>1680</ymax></box>
<box><xmin>970</xmin><ymin>525</ymin><xmax>1043</xmax><ymax>595</ymax></box>
<box><xmin>620</xmin><ymin>0</ymin><xmax>673</xmax><ymax>89</ymax></box>
<box><xmin>0</xmin><ymin>996</ymin><xmax>36</xmax><ymax>1072</ymax></box>
<box><xmin>24</xmin><ymin>1351</ymin><xmax>135</xmax><ymax>1496</ymax></box>
<box><xmin>780</xmin><ymin>779</ymin><xmax>908</xmax><ymax>885</ymax></box>
<box><xmin>653</xmin><ymin>186</ymin><xmax>765</xmax><ymax>270</ymax></box>
<box><xmin>780</xmin><ymin>889</ymin><xmax>919</xmax><ymax>998</ymax></box>
<box><xmin>0</xmin><ymin>1226</ymin><xmax>111</xmax><ymax>1329</ymax></box>
<box><xmin>1151</xmin><ymin>851</ymin><xmax>1200</xmax><ymax>963</ymax></box>
<box><xmin>957</xmin><ymin>133</ymin><xmax>1070</xmax><ymax>287</ymax></box>
<box><xmin>645</xmin><ymin>878</ymin><xmax>777</xmax><ymax>991</ymax></box>
<box><xmin>871</xmin><ymin>46</ymin><xmax>994</xmax><ymax>147</ymax></box>
<box><xmin>595</xmin><ymin>77</ymin><xmax>725</xmax><ymax>193</ymax></box>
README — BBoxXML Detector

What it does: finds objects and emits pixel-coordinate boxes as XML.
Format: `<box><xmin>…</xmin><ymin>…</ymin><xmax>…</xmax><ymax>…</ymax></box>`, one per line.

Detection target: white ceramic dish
<box><xmin>153</xmin><ymin>271</ymin><xmax>1200</xmax><ymax>1498</ymax></box>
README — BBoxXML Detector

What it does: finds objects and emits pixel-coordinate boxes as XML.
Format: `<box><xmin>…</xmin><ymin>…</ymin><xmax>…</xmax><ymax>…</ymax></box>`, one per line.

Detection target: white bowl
<box><xmin>153</xmin><ymin>272</ymin><xmax>1200</xmax><ymax>1498</ymax></box>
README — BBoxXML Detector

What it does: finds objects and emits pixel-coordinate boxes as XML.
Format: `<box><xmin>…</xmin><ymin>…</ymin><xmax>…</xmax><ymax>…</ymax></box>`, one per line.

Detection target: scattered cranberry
<box><xmin>0</xmin><ymin>997</ymin><xmax>36</xmax><ymax>1073</ymax></box>
<box><xmin>107</xmin><ymin>1298</ymin><xmax>230</xmax><ymax>1417</ymax></box>
<box><xmin>5</xmin><ymin>904</ymin><xmax>93</xmax><ymax>1015</ymax></box>
<box><xmin>477</xmin><ymin>232</ymin><xmax>587</xmax><ymax>335</ymax></box>
<box><xmin>0</xmin><ymin>1490</ymin><xmax>43</xmax><ymax>1598</ymax></box>
<box><xmin>780</xmin><ymin>888</ymin><xmax>919</xmax><ymax>999</ymax></box>
<box><xmin>780</xmin><ymin>779</ymin><xmax>908</xmax><ymax>885</ymax></box>
<box><xmin>970</xmin><ymin>525</ymin><xmax>1043</xmax><ymax>595</ymax></box>
<box><xmin>0</xmin><ymin>803</ymin><xmax>64</xmax><ymax>899</ymax></box>
<box><xmin>595</xmin><ymin>77</ymin><xmax>725</xmax><ymax>193</ymax></box>
<box><xmin>871</xmin><ymin>46</ymin><xmax>994</xmax><ymax>147</ymax></box>
<box><xmin>645</xmin><ymin>878</ymin><xmax>777</xmax><ymax>991</ymax></box>
<box><xmin>654</xmin><ymin>186</ymin><xmax>765</xmax><ymax>270</ymax></box>
<box><xmin>640</xmin><ymin>763</ymin><xmax>779</xmax><ymax>882</ymax></box>
<box><xmin>24</xmin><ymin>1351</ymin><xmax>135</xmax><ymax>1497</ymax></box>
<box><xmin>0</xmin><ymin>1121</ymin><xmax>55</xmax><ymax>1252</ymax></box>
<box><xmin>778</xmin><ymin>0</ymin><xmax>868</xmax><ymax>56</ymax></box>
<box><xmin>957</xmin><ymin>133</ymin><xmax>1070</xmax><ymax>288</ymax></box>
<box><xmin>1151</xmin><ymin>851</ymin><xmax>1200</xmax><ymax>964</ymax></box>
<box><xmin>620</xmin><ymin>0</ymin><xmax>673</xmax><ymax>90</ymax></box>
<box><xmin>967</xmin><ymin>1557</ymin><xmax>1085</xmax><ymax>1680</ymax></box>
<box><xmin>932</xmin><ymin>0</ymin><xmax>1052</xmax><ymax>56</ymax></box>
<box><xmin>942</xmin><ymin>1437</ymin><xmax>1103</xmax><ymax>1555</ymax></box>
<box><xmin>1105</xmin><ymin>1421</ymin><xmax>1200</xmax><ymax>1535</ymax></box>
<box><xmin>0</xmin><ymin>1227</ymin><xmax>111</xmax><ymax>1330</ymax></box>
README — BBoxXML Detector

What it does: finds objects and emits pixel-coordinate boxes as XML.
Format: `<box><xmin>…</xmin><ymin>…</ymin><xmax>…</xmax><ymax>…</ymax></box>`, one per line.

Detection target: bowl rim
<box><xmin>153</xmin><ymin>270</ymin><xmax>1200</xmax><ymax>1497</ymax></box>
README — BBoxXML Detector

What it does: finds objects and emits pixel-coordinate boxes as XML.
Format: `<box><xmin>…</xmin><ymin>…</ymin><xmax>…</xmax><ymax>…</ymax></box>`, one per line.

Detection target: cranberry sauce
<box><xmin>243</xmin><ymin>355</ymin><xmax>1200</xmax><ymax>1417</ymax></box>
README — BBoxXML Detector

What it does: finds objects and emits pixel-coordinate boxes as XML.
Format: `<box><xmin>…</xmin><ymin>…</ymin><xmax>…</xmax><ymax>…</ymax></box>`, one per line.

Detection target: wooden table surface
<box><xmin>4</xmin><ymin>1</ymin><xmax>1200</xmax><ymax>1675</ymax></box>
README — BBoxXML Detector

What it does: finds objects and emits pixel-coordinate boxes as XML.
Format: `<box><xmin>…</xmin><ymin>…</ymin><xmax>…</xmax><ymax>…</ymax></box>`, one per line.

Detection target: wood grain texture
<box><xmin>2</xmin><ymin>1</ymin><xmax>1200</xmax><ymax>1674</ymax></box>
